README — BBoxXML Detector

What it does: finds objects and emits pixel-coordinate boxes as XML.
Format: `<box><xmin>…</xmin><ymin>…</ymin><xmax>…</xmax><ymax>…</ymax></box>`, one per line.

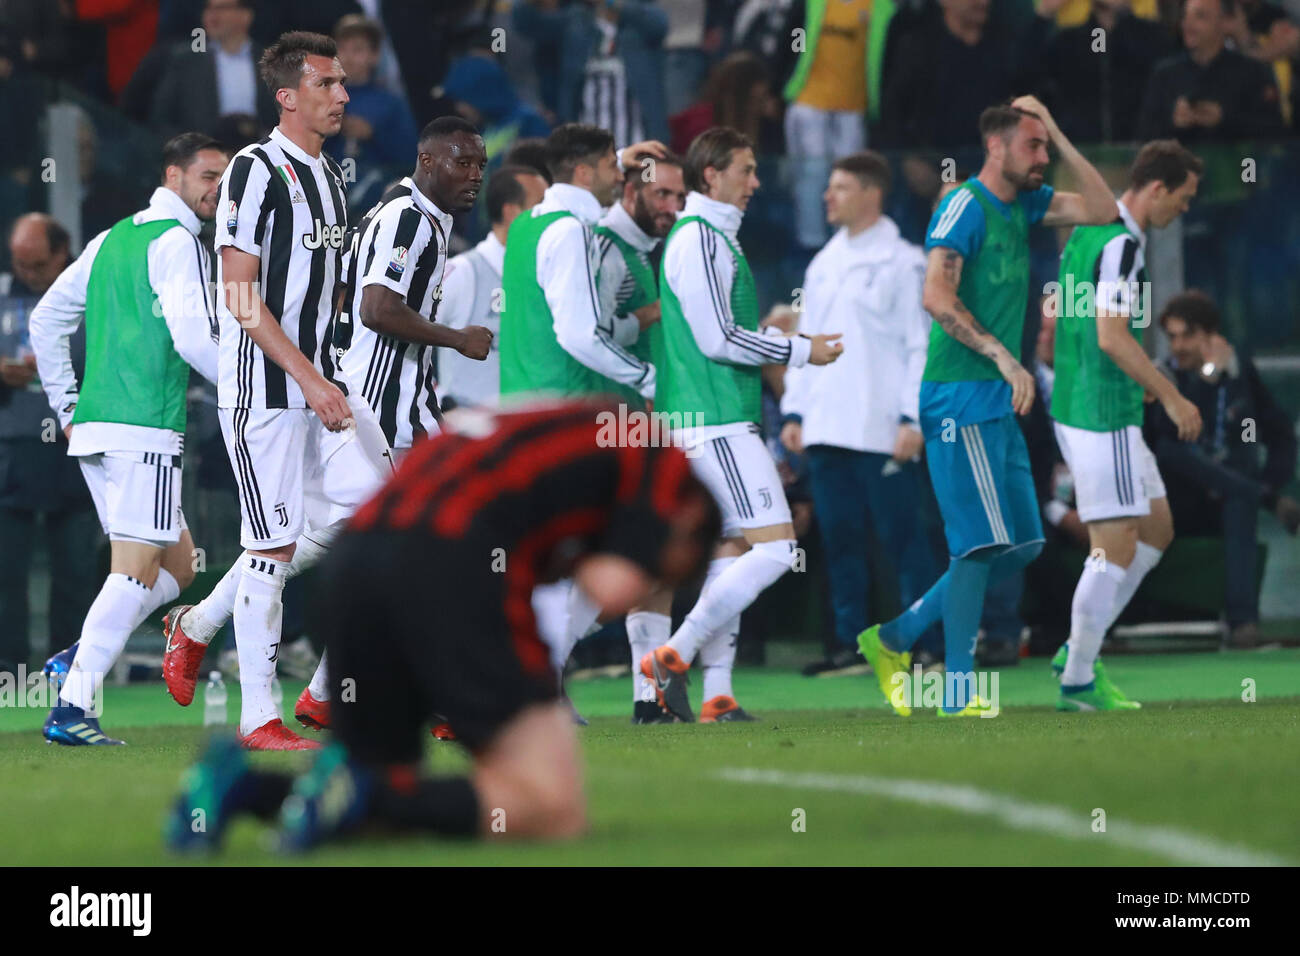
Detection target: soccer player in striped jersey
<box><xmin>334</xmin><ymin>115</ymin><xmax>495</xmax><ymax>452</ymax></box>
<box><xmin>29</xmin><ymin>134</ymin><xmax>229</xmax><ymax>745</ymax></box>
<box><xmin>858</xmin><ymin>97</ymin><xmax>1118</xmax><ymax>716</ymax></box>
<box><xmin>641</xmin><ymin>127</ymin><xmax>844</xmax><ymax>723</ymax></box>
<box><xmin>1050</xmin><ymin>141</ymin><xmax>1203</xmax><ymax>711</ymax></box>
<box><xmin>161</xmin><ymin>32</ymin><xmax>392</xmax><ymax>750</ymax></box>
<box><xmin>593</xmin><ymin>152</ymin><xmax>686</xmax><ymax>722</ymax></box>
<box><xmin>168</xmin><ymin>401</ymin><xmax>720</xmax><ymax>852</ymax></box>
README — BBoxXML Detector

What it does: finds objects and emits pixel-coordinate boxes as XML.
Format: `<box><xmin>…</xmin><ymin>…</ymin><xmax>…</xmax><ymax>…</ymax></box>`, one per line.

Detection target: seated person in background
<box><xmin>323</xmin><ymin>16</ymin><xmax>418</xmax><ymax>171</ymax></box>
<box><xmin>1144</xmin><ymin>290</ymin><xmax>1300</xmax><ymax>648</ymax></box>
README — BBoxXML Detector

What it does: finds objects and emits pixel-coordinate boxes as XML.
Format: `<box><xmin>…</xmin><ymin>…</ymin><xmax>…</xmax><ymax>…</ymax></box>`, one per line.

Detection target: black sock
<box><xmin>371</xmin><ymin>776</ymin><xmax>480</xmax><ymax>836</ymax></box>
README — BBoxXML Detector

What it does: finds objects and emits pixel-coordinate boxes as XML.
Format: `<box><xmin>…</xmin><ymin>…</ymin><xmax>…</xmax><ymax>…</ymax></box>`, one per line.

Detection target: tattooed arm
<box><xmin>921</xmin><ymin>246</ymin><xmax>1035</xmax><ymax>414</ymax></box>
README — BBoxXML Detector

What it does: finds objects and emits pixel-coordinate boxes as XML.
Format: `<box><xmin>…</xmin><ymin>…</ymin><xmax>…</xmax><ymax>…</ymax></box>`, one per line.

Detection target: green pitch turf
<box><xmin>2</xmin><ymin>650</ymin><xmax>1298</xmax><ymax>866</ymax></box>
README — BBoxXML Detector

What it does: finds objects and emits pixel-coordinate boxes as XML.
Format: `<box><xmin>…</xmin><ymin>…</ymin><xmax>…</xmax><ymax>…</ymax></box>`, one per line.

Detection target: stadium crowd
<box><xmin>1</xmin><ymin>0</ymin><xmax>1297</xmax><ymax>692</ymax></box>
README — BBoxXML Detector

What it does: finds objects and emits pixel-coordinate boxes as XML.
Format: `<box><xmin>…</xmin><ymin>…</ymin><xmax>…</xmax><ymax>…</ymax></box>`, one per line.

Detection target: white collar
<box><xmin>475</xmin><ymin>231</ymin><xmax>506</xmax><ymax>274</ymax></box>
<box><xmin>683</xmin><ymin>191</ymin><xmax>742</xmax><ymax>237</ymax></box>
<box><xmin>270</xmin><ymin>126</ymin><xmax>321</xmax><ymax>166</ymax></box>
<box><xmin>597</xmin><ymin>200</ymin><xmax>658</xmax><ymax>253</ymax></box>
<box><xmin>837</xmin><ymin>215</ymin><xmax>902</xmax><ymax>261</ymax></box>
<box><xmin>1117</xmin><ymin>199</ymin><xmax>1146</xmax><ymax>248</ymax></box>
<box><xmin>402</xmin><ymin>177</ymin><xmax>455</xmax><ymax>234</ymax></box>
<box><xmin>137</xmin><ymin>187</ymin><xmax>202</xmax><ymax>236</ymax></box>
<box><xmin>538</xmin><ymin>182</ymin><xmax>604</xmax><ymax>226</ymax></box>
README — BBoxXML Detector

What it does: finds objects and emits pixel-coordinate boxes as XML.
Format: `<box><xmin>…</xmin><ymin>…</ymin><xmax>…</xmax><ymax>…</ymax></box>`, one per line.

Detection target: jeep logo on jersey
<box><xmin>388</xmin><ymin>245</ymin><xmax>408</xmax><ymax>276</ymax></box>
<box><xmin>303</xmin><ymin>219</ymin><xmax>346</xmax><ymax>249</ymax></box>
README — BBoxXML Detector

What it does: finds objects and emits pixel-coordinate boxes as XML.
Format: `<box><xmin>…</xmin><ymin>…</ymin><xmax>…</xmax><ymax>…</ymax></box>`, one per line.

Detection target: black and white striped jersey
<box><xmin>334</xmin><ymin>177</ymin><xmax>452</xmax><ymax>450</ymax></box>
<box><xmin>214</xmin><ymin>127</ymin><xmax>348</xmax><ymax>410</ymax></box>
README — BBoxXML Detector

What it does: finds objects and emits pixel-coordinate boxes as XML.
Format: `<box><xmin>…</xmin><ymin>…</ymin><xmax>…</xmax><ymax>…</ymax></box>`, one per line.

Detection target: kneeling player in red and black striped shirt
<box><xmin>167</xmin><ymin>400</ymin><xmax>719</xmax><ymax>850</ymax></box>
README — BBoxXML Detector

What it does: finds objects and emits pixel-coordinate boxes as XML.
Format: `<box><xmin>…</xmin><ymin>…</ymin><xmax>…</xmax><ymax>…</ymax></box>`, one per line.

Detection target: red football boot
<box><xmin>430</xmin><ymin>722</ymin><xmax>457</xmax><ymax>741</ymax></box>
<box><xmin>162</xmin><ymin>605</ymin><xmax>210</xmax><ymax>706</ymax></box>
<box><xmin>238</xmin><ymin>718</ymin><xmax>321</xmax><ymax>751</ymax></box>
<box><xmin>294</xmin><ymin>687</ymin><xmax>330</xmax><ymax>730</ymax></box>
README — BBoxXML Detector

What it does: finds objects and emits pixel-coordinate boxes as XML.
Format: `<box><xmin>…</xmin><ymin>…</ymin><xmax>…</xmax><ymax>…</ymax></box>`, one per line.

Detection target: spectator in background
<box><xmin>660</xmin><ymin>0</ymin><xmax>729</xmax><ymax>116</ymax></box>
<box><xmin>1039</xmin><ymin>0</ymin><xmax>1177</xmax><ymax>142</ymax></box>
<box><xmin>324</xmin><ymin>15</ymin><xmax>417</xmax><ymax>168</ymax></box>
<box><xmin>75</xmin><ymin>0</ymin><xmax>160</xmax><ymax>102</ymax></box>
<box><xmin>0</xmin><ymin>214</ymin><xmax>99</xmax><ymax>675</ymax></box>
<box><xmin>879</xmin><ymin>0</ymin><xmax>1051</xmax><ymax>150</ymax></box>
<box><xmin>148</xmin><ymin>0</ymin><xmax>277</xmax><ymax>140</ymax></box>
<box><xmin>781</xmin><ymin>0</ymin><xmax>875</xmax><ymax>252</ymax></box>
<box><xmin>1227</xmin><ymin>0</ymin><xmax>1300</xmax><ymax>126</ymax></box>
<box><xmin>349</xmin><ymin>0</ymin><xmax>410</xmax><ymax>103</ymax></box>
<box><xmin>442</xmin><ymin>53</ymin><xmax>551</xmax><ymax>163</ymax></box>
<box><xmin>1145</xmin><ymin>291</ymin><xmax>1300</xmax><ymax>648</ymax></box>
<box><xmin>514</xmin><ymin>0</ymin><xmax>669</xmax><ymax>145</ymax></box>
<box><xmin>669</xmin><ymin>51</ymin><xmax>782</xmax><ymax>156</ymax></box>
<box><xmin>780</xmin><ymin>152</ymin><xmax>940</xmax><ymax>675</ymax></box>
<box><xmin>732</xmin><ymin>0</ymin><xmax>811</xmax><ymax>91</ymax></box>
<box><xmin>1137</xmin><ymin>0</ymin><xmax>1285</xmax><ymax>142</ymax></box>
<box><xmin>0</xmin><ymin>0</ymin><xmax>79</xmax><ymax>85</ymax></box>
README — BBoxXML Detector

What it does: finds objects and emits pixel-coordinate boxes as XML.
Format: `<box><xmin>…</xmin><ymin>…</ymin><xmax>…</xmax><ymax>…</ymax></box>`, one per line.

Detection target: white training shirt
<box><xmin>29</xmin><ymin>186</ymin><xmax>218</xmax><ymax>456</ymax></box>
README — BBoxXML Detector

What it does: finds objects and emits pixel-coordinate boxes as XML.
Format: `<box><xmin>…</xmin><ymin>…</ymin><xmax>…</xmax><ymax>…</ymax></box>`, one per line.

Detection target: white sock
<box><xmin>626</xmin><ymin>610</ymin><xmax>670</xmax><ymax>702</ymax></box>
<box><xmin>307</xmin><ymin>650</ymin><xmax>329</xmax><ymax>701</ymax></box>
<box><xmin>180</xmin><ymin>560</ymin><xmax>239</xmax><ymax>644</ymax></box>
<box><xmin>548</xmin><ymin>580</ymin><xmax>603</xmax><ymax>685</ymax></box>
<box><xmin>233</xmin><ymin>556</ymin><xmax>287</xmax><ymax>735</ymax></box>
<box><xmin>145</xmin><ymin>567</ymin><xmax>180</xmax><ymax>617</ymax></box>
<box><xmin>699</xmin><ymin>614</ymin><xmax>740</xmax><ymax>701</ymax></box>
<box><xmin>181</xmin><ymin>528</ymin><xmax>335</xmax><ymax>644</ymax></box>
<box><xmin>667</xmin><ymin>541</ymin><xmax>794</xmax><ymax>664</ymax></box>
<box><xmin>531</xmin><ymin>580</ymin><xmax>570</xmax><ymax>650</ymax></box>
<box><xmin>1103</xmin><ymin>542</ymin><xmax>1163</xmax><ymax>631</ymax></box>
<box><xmin>60</xmin><ymin>574</ymin><xmax>152</xmax><ymax>712</ymax></box>
<box><xmin>287</xmin><ymin>527</ymin><xmax>335</xmax><ymax>577</ymax></box>
<box><xmin>1062</xmin><ymin>557</ymin><xmax>1127</xmax><ymax>687</ymax></box>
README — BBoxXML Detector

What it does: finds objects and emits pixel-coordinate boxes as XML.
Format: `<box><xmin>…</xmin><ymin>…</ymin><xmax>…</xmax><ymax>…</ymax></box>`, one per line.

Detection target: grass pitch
<box><xmin>2</xmin><ymin>650</ymin><xmax>1298</xmax><ymax>866</ymax></box>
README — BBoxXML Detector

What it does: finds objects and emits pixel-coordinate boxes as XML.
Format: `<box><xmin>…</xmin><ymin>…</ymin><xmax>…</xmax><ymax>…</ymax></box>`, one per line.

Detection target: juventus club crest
<box><xmin>274</xmin><ymin>501</ymin><xmax>288</xmax><ymax>527</ymax></box>
<box><xmin>758</xmin><ymin>487</ymin><xmax>772</xmax><ymax>509</ymax></box>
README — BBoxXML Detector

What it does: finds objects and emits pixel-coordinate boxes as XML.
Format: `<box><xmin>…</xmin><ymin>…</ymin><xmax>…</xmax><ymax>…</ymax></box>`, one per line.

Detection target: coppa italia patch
<box><xmin>388</xmin><ymin>245</ymin><xmax>409</xmax><ymax>275</ymax></box>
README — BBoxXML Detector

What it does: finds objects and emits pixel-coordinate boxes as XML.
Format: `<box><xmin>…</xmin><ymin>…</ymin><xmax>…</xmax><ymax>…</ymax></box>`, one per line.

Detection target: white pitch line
<box><xmin>715</xmin><ymin>768</ymin><xmax>1290</xmax><ymax>867</ymax></box>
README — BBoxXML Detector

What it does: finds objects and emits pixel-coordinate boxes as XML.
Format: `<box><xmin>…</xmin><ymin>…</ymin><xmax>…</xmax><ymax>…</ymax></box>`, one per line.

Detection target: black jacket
<box><xmin>1038</xmin><ymin>13</ymin><xmax>1176</xmax><ymax>143</ymax></box>
<box><xmin>148</xmin><ymin>41</ymin><xmax>279</xmax><ymax>141</ymax></box>
<box><xmin>1144</xmin><ymin>354</ymin><xmax>1297</xmax><ymax>504</ymax></box>
<box><xmin>1137</xmin><ymin>47</ymin><xmax>1284</xmax><ymax>143</ymax></box>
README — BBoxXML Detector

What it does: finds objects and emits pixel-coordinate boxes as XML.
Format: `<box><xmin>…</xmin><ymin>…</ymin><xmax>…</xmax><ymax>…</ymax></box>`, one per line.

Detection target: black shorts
<box><xmin>310</xmin><ymin>529</ymin><xmax>558</xmax><ymax>762</ymax></box>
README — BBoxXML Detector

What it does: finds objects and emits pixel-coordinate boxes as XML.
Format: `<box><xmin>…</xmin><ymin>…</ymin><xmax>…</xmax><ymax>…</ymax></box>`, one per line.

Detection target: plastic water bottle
<box><xmin>203</xmin><ymin>672</ymin><xmax>227</xmax><ymax>727</ymax></box>
<box><xmin>271</xmin><ymin>676</ymin><xmax>283</xmax><ymax>715</ymax></box>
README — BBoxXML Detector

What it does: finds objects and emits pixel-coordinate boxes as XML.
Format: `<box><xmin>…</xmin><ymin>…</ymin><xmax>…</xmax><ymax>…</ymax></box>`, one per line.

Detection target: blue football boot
<box><xmin>43</xmin><ymin>702</ymin><xmax>126</xmax><ymax>746</ymax></box>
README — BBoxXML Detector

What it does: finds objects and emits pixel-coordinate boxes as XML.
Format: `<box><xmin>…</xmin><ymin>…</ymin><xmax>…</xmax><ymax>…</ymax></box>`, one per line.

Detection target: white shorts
<box><xmin>1054</xmin><ymin>422</ymin><xmax>1166</xmax><ymax>523</ymax></box>
<box><xmin>220</xmin><ymin>393</ymin><xmax>395</xmax><ymax>550</ymax></box>
<box><xmin>79</xmin><ymin>451</ymin><xmax>188</xmax><ymax>546</ymax></box>
<box><xmin>686</xmin><ymin>430</ymin><xmax>792</xmax><ymax>538</ymax></box>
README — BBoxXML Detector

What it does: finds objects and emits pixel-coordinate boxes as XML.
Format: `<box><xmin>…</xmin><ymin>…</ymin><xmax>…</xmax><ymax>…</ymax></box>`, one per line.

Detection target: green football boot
<box><xmin>857</xmin><ymin>624</ymin><xmax>912</xmax><ymax>716</ymax></box>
